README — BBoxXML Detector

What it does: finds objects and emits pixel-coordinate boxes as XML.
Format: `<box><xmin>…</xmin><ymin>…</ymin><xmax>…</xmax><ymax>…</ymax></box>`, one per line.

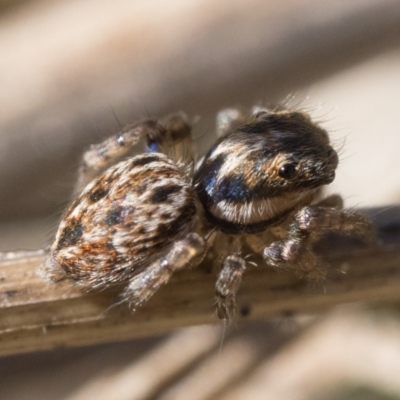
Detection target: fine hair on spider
<box><xmin>41</xmin><ymin>106</ymin><xmax>373</xmax><ymax>320</ymax></box>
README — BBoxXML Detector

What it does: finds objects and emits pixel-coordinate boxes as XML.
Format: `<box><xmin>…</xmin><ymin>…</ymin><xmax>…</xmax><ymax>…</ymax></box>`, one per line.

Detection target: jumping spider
<box><xmin>42</xmin><ymin>107</ymin><xmax>372</xmax><ymax>319</ymax></box>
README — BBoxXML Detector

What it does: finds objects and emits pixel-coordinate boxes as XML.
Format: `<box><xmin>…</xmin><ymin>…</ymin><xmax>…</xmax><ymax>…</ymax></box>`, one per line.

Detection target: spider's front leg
<box><xmin>263</xmin><ymin>205</ymin><xmax>373</xmax><ymax>281</ymax></box>
<box><xmin>124</xmin><ymin>233</ymin><xmax>205</xmax><ymax>309</ymax></box>
<box><xmin>74</xmin><ymin>112</ymin><xmax>192</xmax><ymax>195</ymax></box>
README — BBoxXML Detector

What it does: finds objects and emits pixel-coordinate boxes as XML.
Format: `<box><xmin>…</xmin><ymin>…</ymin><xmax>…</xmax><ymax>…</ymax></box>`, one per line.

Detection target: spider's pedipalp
<box><xmin>263</xmin><ymin>205</ymin><xmax>373</xmax><ymax>281</ymax></box>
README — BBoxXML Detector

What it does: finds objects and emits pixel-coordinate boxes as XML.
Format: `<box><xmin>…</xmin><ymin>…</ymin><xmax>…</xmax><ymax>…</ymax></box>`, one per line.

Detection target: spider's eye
<box><xmin>279</xmin><ymin>163</ymin><xmax>296</xmax><ymax>179</ymax></box>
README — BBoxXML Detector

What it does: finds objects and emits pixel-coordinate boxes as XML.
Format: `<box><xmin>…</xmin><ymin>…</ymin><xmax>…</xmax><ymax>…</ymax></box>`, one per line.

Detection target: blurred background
<box><xmin>1</xmin><ymin>0</ymin><xmax>400</xmax><ymax>399</ymax></box>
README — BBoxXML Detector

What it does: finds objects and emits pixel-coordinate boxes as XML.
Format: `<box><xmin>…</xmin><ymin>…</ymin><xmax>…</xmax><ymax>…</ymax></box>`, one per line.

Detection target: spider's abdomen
<box><xmin>44</xmin><ymin>153</ymin><xmax>197</xmax><ymax>286</ymax></box>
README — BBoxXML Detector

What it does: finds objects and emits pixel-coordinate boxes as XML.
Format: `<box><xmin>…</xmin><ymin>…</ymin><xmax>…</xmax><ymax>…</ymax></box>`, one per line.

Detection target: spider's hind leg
<box><xmin>124</xmin><ymin>233</ymin><xmax>205</xmax><ymax>310</ymax></box>
<box><xmin>147</xmin><ymin>112</ymin><xmax>194</xmax><ymax>172</ymax></box>
<box><xmin>75</xmin><ymin>119</ymin><xmax>164</xmax><ymax>194</ymax></box>
<box><xmin>74</xmin><ymin>112</ymin><xmax>193</xmax><ymax>195</ymax></box>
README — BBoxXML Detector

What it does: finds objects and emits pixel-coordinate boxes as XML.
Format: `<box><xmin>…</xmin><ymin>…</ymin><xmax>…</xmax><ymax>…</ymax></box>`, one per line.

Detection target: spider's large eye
<box><xmin>279</xmin><ymin>163</ymin><xmax>296</xmax><ymax>179</ymax></box>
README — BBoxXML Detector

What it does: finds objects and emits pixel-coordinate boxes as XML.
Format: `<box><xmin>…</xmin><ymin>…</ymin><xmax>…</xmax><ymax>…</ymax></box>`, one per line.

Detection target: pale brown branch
<box><xmin>0</xmin><ymin>206</ymin><xmax>398</xmax><ymax>356</ymax></box>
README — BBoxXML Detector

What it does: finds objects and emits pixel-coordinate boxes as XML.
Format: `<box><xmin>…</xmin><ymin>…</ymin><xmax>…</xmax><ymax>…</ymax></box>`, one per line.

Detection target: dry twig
<box><xmin>0</xmin><ymin>207</ymin><xmax>398</xmax><ymax>356</ymax></box>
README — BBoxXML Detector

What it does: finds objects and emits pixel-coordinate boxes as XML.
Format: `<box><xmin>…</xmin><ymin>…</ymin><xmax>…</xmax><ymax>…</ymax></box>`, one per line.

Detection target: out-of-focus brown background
<box><xmin>1</xmin><ymin>0</ymin><xmax>400</xmax><ymax>399</ymax></box>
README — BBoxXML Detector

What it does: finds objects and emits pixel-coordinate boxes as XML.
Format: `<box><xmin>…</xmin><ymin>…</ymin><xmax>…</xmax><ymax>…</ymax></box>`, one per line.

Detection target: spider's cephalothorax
<box><xmin>195</xmin><ymin>110</ymin><xmax>339</xmax><ymax>234</ymax></box>
<box><xmin>41</xmin><ymin>108</ymin><xmax>372</xmax><ymax>320</ymax></box>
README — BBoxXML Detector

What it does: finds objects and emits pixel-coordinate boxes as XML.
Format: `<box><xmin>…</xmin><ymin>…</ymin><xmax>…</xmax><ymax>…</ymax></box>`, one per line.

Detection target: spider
<box><xmin>41</xmin><ymin>107</ymin><xmax>372</xmax><ymax>319</ymax></box>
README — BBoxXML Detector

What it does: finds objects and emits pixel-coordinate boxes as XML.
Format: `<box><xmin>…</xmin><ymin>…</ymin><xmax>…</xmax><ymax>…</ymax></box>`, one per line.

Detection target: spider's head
<box><xmin>195</xmin><ymin>109</ymin><xmax>338</xmax><ymax>233</ymax></box>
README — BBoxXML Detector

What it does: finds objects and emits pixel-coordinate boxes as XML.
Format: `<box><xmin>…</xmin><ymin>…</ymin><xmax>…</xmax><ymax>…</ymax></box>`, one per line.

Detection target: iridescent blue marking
<box><xmin>216</xmin><ymin>174</ymin><xmax>251</xmax><ymax>202</ymax></box>
<box><xmin>146</xmin><ymin>141</ymin><xmax>161</xmax><ymax>153</ymax></box>
<box><xmin>204</xmin><ymin>175</ymin><xmax>217</xmax><ymax>197</ymax></box>
<box><xmin>201</xmin><ymin>154</ymin><xmax>251</xmax><ymax>203</ymax></box>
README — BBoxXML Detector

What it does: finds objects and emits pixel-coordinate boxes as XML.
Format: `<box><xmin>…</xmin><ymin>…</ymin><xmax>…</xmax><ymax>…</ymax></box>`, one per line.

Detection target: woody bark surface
<box><xmin>0</xmin><ymin>207</ymin><xmax>398</xmax><ymax>356</ymax></box>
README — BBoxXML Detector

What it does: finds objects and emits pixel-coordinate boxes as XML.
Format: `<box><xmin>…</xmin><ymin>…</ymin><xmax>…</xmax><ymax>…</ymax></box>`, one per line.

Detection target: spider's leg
<box><xmin>314</xmin><ymin>193</ymin><xmax>344</xmax><ymax>208</ymax></box>
<box><xmin>74</xmin><ymin>119</ymin><xmax>166</xmax><ymax>194</ymax></box>
<box><xmin>216</xmin><ymin>108</ymin><xmax>245</xmax><ymax>137</ymax></box>
<box><xmin>263</xmin><ymin>206</ymin><xmax>373</xmax><ymax>281</ymax></box>
<box><xmin>215</xmin><ymin>255</ymin><xmax>246</xmax><ymax>320</ymax></box>
<box><xmin>74</xmin><ymin>112</ymin><xmax>194</xmax><ymax>194</ymax></box>
<box><xmin>124</xmin><ymin>233</ymin><xmax>204</xmax><ymax>309</ymax></box>
<box><xmin>149</xmin><ymin>112</ymin><xmax>194</xmax><ymax>170</ymax></box>
<box><xmin>215</xmin><ymin>106</ymin><xmax>277</xmax><ymax>138</ymax></box>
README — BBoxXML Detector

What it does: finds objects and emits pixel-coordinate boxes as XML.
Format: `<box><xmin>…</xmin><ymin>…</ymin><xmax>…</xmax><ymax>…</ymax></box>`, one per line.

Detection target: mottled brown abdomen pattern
<box><xmin>44</xmin><ymin>153</ymin><xmax>197</xmax><ymax>287</ymax></box>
